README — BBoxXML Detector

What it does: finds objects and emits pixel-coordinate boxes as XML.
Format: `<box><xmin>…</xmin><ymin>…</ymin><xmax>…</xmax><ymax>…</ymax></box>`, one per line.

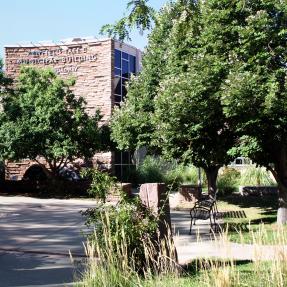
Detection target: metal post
<box><xmin>198</xmin><ymin>167</ymin><xmax>202</xmax><ymax>195</ymax></box>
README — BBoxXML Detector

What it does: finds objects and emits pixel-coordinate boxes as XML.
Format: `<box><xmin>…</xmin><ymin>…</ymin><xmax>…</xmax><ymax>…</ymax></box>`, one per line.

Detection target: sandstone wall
<box><xmin>4</xmin><ymin>39</ymin><xmax>114</xmax><ymax>179</ymax></box>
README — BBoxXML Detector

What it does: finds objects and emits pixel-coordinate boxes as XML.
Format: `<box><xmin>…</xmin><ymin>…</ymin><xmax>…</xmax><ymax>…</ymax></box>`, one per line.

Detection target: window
<box><xmin>114</xmin><ymin>68</ymin><xmax>121</xmax><ymax>76</ymax></box>
<box><xmin>115</xmin><ymin>49</ymin><xmax>121</xmax><ymax>69</ymax></box>
<box><xmin>114</xmin><ymin>150</ymin><xmax>135</xmax><ymax>181</ymax></box>
<box><xmin>114</xmin><ymin>49</ymin><xmax>137</xmax><ymax>106</ymax></box>
<box><xmin>129</xmin><ymin>55</ymin><xmax>136</xmax><ymax>74</ymax></box>
<box><xmin>113</xmin><ymin>49</ymin><xmax>138</xmax><ymax>180</ymax></box>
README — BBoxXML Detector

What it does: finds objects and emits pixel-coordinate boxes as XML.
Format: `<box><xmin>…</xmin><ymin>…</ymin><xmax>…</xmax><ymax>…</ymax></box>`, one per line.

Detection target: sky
<box><xmin>0</xmin><ymin>0</ymin><xmax>167</xmax><ymax>59</ymax></box>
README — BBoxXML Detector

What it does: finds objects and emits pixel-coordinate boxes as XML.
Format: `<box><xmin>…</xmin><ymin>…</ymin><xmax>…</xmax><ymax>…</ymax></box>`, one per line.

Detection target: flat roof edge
<box><xmin>4</xmin><ymin>37</ymin><xmax>113</xmax><ymax>48</ymax></box>
<box><xmin>4</xmin><ymin>38</ymin><xmax>141</xmax><ymax>52</ymax></box>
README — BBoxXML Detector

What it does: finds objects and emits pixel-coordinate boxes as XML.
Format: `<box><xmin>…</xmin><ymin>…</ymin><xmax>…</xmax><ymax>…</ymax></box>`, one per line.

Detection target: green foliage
<box><xmin>81</xmin><ymin>197</ymin><xmax>158</xmax><ymax>271</ymax></box>
<box><xmin>0</xmin><ymin>59</ymin><xmax>12</xmax><ymax>91</ymax></box>
<box><xmin>136</xmin><ymin>156</ymin><xmax>204</xmax><ymax>189</ymax></box>
<box><xmin>111</xmin><ymin>0</ymin><xmax>287</xmax><ymax>202</ymax></box>
<box><xmin>220</xmin><ymin>0</ymin><xmax>287</xmax><ymax>204</ymax></box>
<box><xmin>81</xmin><ymin>168</ymin><xmax>118</xmax><ymax>202</ymax></box>
<box><xmin>136</xmin><ymin>156</ymin><xmax>173</xmax><ymax>184</ymax></box>
<box><xmin>239</xmin><ymin>166</ymin><xmax>276</xmax><ymax>187</ymax></box>
<box><xmin>111</xmin><ymin>0</ymin><xmax>237</xmax><ymax>195</ymax></box>
<box><xmin>0</xmin><ymin>67</ymin><xmax>102</xmax><ymax>175</ymax></box>
<box><xmin>167</xmin><ymin>165</ymin><xmax>207</xmax><ymax>187</ymax></box>
<box><xmin>100</xmin><ymin>0</ymin><xmax>155</xmax><ymax>41</ymax></box>
<box><xmin>217</xmin><ymin>168</ymin><xmax>241</xmax><ymax>196</ymax></box>
<box><xmin>111</xmin><ymin>2</ymin><xmax>177</xmax><ymax>151</ymax></box>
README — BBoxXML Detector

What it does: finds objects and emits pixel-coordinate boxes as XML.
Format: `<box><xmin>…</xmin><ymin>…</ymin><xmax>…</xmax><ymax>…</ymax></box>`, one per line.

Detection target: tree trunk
<box><xmin>205</xmin><ymin>166</ymin><xmax>220</xmax><ymax>197</ymax></box>
<box><xmin>270</xmin><ymin>148</ymin><xmax>287</xmax><ymax>224</ymax></box>
<box><xmin>276</xmin><ymin>182</ymin><xmax>287</xmax><ymax>224</ymax></box>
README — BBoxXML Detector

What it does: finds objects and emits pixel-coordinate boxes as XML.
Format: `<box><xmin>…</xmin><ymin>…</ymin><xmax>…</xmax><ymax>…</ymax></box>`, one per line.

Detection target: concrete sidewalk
<box><xmin>0</xmin><ymin>195</ymin><xmax>285</xmax><ymax>286</ymax></box>
<box><xmin>170</xmin><ymin>209</ymin><xmax>287</xmax><ymax>265</ymax></box>
<box><xmin>0</xmin><ymin>195</ymin><xmax>97</xmax><ymax>287</ymax></box>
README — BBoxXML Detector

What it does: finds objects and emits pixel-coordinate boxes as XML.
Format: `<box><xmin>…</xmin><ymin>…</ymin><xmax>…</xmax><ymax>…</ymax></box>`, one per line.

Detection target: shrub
<box><xmin>136</xmin><ymin>156</ymin><xmax>206</xmax><ymax>190</ymax></box>
<box><xmin>239</xmin><ymin>165</ymin><xmax>276</xmax><ymax>186</ymax></box>
<box><xmin>217</xmin><ymin>167</ymin><xmax>240</xmax><ymax>197</ymax></box>
<box><xmin>81</xmin><ymin>168</ymin><xmax>117</xmax><ymax>202</ymax></box>
<box><xmin>136</xmin><ymin>156</ymin><xmax>173</xmax><ymax>184</ymax></box>
<box><xmin>167</xmin><ymin>165</ymin><xmax>207</xmax><ymax>186</ymax></box>
<box><xmin>79</xmin><ymin>193</ymin><xmax>178</xmax><ymax>287</ymax></box>
<box><xmin>81</xmin><ymin>196</ymin><xmax>158</xmax><ymax>271</ymax></box>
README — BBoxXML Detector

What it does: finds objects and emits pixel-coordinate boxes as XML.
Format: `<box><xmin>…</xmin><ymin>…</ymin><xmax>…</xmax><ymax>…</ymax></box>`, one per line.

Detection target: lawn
<box><xmin>216</xmin><ymin>193</ymin><xmax>287</xmax><ymax>244</ymax></box>
<box><xmin>77</xmin><ymin>193</ymin><xmax>287</xmax><ymax>287</ymax></box>
<box><xmin>77</xmin><ymin>258</ymin><xmax>285</xmax><ymax>287</ymax></box>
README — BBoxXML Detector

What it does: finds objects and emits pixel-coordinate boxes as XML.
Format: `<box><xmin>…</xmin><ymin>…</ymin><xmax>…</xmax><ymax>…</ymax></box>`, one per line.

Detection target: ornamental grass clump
<box><xmin>79</xmin><ymin>208</ymin><xmax>179</xmax><ymax>287</ymax></box>
<box><xmin>81</xmin><ymin>199</ymin><xmax>158</xmax><ymax>268</ymax></box>
<box><xmin>239</xmin><ymin>165</ymin><xmax>276</xmax><ymax>187</ymax></box>
<box><xmin>77</xmin><ymin>219</ymin><xmax>287</xmax><ymax>286</ymax></box>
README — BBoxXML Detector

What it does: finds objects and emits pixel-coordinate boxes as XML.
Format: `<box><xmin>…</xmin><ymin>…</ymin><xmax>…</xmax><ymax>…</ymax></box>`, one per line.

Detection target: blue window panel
<box><xmin>122</xmin><ymin>60</ymin><xmax>129</xmax><ymax>78</ymax></box>
<box><xmin>122</xmin><ymin>52</ymin><xmax>129</xmax><ymax>60</ymax></box>
<box><xmin>114</xmin><ymin>68</ymin><xmax>121</xmax><ymax>76</ymax></box>
<box><xmin>114</xmin><ymin>77</ymin><xmax>122</xmax><ymax>95</ymax></box>
<box><xmin>129</xmin><ymin>55</ymin><xmax>136</xmax><ymax>74</ymax></box>
<box><xmin>115</xmin><ymin>49</ymin><xmax>121</xmax><ymax>68</ymax></box>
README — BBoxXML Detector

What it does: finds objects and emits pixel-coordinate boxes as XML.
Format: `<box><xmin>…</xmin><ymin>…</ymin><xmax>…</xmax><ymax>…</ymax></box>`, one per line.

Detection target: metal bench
<box><xmin>189</xmin><ymin>196</ymin><xmax>218</xmax><ymax>234</ymax></box>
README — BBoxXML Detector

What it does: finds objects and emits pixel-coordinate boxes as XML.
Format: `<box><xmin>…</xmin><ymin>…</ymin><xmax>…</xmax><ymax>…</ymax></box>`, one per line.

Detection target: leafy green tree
<box><xmin>110</xmin><ymin>1</ymin><xmax>180</xmax><ymax>151</ymax></box>
<box><xmin>100</xmin><ymin>0</ymin><xmax>155</xmax><ymax>41</ymax></box>
<box><xmin>0</xmin><ymin>66</ymin><xmax>102</xmax><ymax>178</ymax></box>
<box><xmin>0</xmin><ymin>59</ymin><xmax>12</xmax><ymax>92</ymax></box>
<box><xmin>111</xmin><ymin>0</ymin><xmax>238</xmax><ymax>195</ymax></box>
<box><xmin>110</xmin><ymin>0</ymin><xmax>287</xmax><ymax>223</ymax></box>
<box><xmin>221</xmin><ymin>0</ymin><xmax>287</xmax><ymax>223</ymax></box>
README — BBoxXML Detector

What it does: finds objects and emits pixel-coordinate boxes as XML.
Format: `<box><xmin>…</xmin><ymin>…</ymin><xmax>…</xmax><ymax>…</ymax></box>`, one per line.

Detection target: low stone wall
<box><xmin>139</xmin><ymin>183</ymin><xmax>171</xmax><ymax>235</ymax></box>
<box><xmin>106</xmin><ymin>182</ymin><xmax>132</xmax><ymax>202</ymax></box>
<box><xmin>5</xmin><ymin>151</ymin><xmax>113</xmax><ymax>181</ymax></box>
<box><xmin>239</xmin><ymin>185</ymin><xmax>278</xmax><ymax>196</ymax></box>
<box><xmin>179</xmin><ymin>184</ymin><xmax>201</xmax><ymax>202</ymax></box>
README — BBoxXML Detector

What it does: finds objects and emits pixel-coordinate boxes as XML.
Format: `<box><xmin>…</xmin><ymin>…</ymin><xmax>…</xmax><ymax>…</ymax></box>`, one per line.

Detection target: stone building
<box><xmin>4</xmin><ymin>37</ymin><xmax>142</xmax><ymax>180</ymax></box>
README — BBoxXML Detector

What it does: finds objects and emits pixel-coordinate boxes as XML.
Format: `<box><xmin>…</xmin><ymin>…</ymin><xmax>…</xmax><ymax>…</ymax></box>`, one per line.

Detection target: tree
<box><xmin>0</xmin><ymin>59</ymin><xmax>13</xmax><ymax>92</ymax></box>
<box><xmin>100</xmin><ymin>0</ymin><xmax>155</xmax><ymax>41</ymax></box>
<box><xmin>0</xmin><ymin>66</ymin><xmax>102</xmax><ymax>178</ymax></box>
<box><xmin>111</xmin><ymin>0</ymin><xmax>238</xmax><ymax>195</ymax></box>
<box><xmin>221</xmin><ymin>0</ymin><xmax>287</xmax><ymax>223</ymax></box>
<box><xmin>110</xmin><ymin>1</ymin><xmax>178</xmax><ymax>152</ymax></box>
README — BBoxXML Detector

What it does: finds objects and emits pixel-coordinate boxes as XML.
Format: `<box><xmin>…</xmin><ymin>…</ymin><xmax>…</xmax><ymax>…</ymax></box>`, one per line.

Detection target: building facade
<box><xmin>4</xmin><ymin>37</ymin><xmax>142</xmax><ymax>180</ymax></box>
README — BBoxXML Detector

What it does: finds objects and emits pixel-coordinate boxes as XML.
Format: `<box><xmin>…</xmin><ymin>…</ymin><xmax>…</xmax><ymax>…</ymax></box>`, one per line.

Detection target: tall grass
<box><xmin>77</xmin><ymin>221</ymin><xmax>287</xmax><ymax>287</ymax></box>
<box><xmin>217</xmin><ymin>168</ymin><xmax>241</xmax><ymax>196</ymax></box>
<box><xmin>239</xmin><ymin>165</ymin><xmax>276</xmax><ymax>186</ymax></box>
<box><xmin>136</xmin><ymin>156</ymin><xmax>206</xmax><ymax>189</ymax></box>
<box><xmin>77</xmin><ymin>211</ymin><xmax>179</xmax><ymax>287</ymax></box>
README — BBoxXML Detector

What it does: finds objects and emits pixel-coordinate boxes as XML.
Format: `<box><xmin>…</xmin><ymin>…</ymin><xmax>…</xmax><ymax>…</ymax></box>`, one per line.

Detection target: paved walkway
<box><xmin>0</xmin><ymin>195</ymin><xmax>97</xmax><ymax>287</ymax></box>
<box><xmin>1</xmin><ymin>195</ymin><xmax>285</xmax><ymax>286</ymax></box>
<box><xmin>171</xmin><ymin>209</ymin><xmax>287</xmax><ymax>264</ymax></box>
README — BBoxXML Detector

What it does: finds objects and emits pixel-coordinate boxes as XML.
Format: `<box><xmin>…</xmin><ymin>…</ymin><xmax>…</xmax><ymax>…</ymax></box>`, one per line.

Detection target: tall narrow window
<box><xmin>114</xmin><ymin>49</ymin><xmax>137</xmax><ymax>106</ymax></box>
<box><xmin>113</xmin><ymin>49</ymin><xmax>138</xmax><ymax>181</ymax></box>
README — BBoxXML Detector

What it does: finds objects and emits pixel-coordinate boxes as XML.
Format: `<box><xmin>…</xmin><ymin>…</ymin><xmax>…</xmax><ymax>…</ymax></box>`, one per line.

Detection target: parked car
<box><xmin>58</xmin><ymin>167</ymin><xmax>82</xmax><ymax>181</ymax></box>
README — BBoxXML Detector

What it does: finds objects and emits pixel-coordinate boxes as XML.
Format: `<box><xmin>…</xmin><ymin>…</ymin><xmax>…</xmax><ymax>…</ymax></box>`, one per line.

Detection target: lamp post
<box><xmin>198</xmin><ymin>167</ymin><xmax>202</xmax><ymax>196</ymax></box>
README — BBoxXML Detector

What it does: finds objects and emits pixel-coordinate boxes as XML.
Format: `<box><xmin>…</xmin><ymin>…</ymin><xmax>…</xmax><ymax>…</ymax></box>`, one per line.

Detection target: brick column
<box><xmin>139</xmin><ymin>183</ymin><xmax>171</xmax><ymax>235</ymax></box>
<box><xmin>139</xmin><ymin>183</ymin><xmax>178</xmax><ymax>264</ymax></box>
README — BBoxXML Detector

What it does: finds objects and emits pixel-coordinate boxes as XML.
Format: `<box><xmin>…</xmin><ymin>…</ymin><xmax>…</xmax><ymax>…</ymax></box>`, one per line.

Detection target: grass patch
<box><xmin>77</xmin><ymin>193</ymin><xmax>287</xmax><ymax>287</ymax></box>
<box><xmin>216</xmin><ymin>194</ymin><xmax>285</xmax><ymax>244</ymax></box>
